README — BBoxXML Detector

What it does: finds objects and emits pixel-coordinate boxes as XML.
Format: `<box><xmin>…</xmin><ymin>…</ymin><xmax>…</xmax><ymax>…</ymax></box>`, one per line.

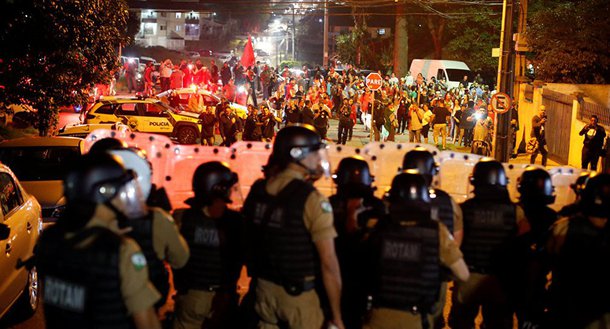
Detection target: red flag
<box><xmin>240</xmin><ymin>36</ymin><xmax>255</xmax><ymax>68</ymax></box>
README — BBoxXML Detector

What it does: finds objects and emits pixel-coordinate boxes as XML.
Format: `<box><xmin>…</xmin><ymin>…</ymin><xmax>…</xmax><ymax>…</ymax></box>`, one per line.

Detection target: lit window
<box><xmin>176</xmin><ymin>25</ymin><xmax>181</xmax><ymax>32</ymax></box>
<box><xmin>378</xmin><ymin>28</ymin><xmax>386</xmax><ymax>36</ymax></box>
<box><xmin>176</xmin><ymin>13</ymin><xmax>182</xmax><ymax>19</ymax></box>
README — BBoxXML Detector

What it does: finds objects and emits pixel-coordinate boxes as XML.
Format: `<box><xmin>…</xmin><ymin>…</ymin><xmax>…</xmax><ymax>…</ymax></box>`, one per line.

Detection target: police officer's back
<box><xmin>90</xmin><ymin>139</ymin><xmax>190</xmax><ymax>310</ymax></box>
<box><xmin>546</xmin><ymin>173</ymin><xmax>610</xmax><ymax>329</ymax></box>
<box><xmin>365</xmin><ymin>171</ymin><xmax>468</xmax><ymax>329</ymax></box>
<box><xmin>330</xmin><ymin>156</ymin><xmax>386</xmax><ymax>329</ymax></box>
<box><xmin>243</xmin><ymin>124</ymin><xmax>344</xmax><ymax>329</ymax></box>
<box><xmin>512</xmin><ymin>168</ymin><xmax>558</xmax><ymax>327</ymax></box>
<box><xmin>172</xmin><ymin>161</ymin><xmax>244</xmax><ymax>329</ymax></box>
<box><xmin>402</xmin><ymin>147</ymin><xmax>463</xmax><ymax>245</ymax></box>
<box><xmin>449</xmin><ymin>159</ymin><xmax>521</xmax><ymax>329</ymax></box>
<box><xmin>36</xmin><ymin>153</ymin><xmax>162</xmax><ymax>329</ymax></box>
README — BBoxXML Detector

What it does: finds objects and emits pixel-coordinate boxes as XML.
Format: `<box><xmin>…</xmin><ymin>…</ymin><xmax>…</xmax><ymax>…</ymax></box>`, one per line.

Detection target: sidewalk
<box><xmin>324</xmin><ymin>118</ymin><xmax>559</xmax><ymax>167</ymax></box>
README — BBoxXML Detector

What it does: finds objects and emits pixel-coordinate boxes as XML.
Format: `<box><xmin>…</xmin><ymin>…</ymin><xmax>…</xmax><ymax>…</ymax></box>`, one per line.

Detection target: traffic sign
<box><xmin>490</xmin><ymin>92</ymin><xmax>512</xmax><ymax>114</ymax></box>
<box><xmin>366</xmin><ymin>72</ymin><xmax>383</xmax><ymax>91</ymax></box>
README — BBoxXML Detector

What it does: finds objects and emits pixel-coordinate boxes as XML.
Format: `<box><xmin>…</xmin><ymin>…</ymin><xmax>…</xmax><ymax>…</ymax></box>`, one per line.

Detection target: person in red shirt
<box><xmin>144</xmin><ymin>62</ymin><xmax>154</xmax><ymax>96</ymax></box>
<box><xmin>170</xmin><ymin>66</ymin><xmax>184</xmax><ymax>90</ymax></box>
<box><xmin>222</xmin><ymin>79</ymin><xmax>237</xmax><ymax>102</ymax></box>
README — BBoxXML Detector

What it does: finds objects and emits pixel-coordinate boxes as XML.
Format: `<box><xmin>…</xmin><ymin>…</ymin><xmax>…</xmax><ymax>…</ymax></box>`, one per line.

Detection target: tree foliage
<box><xmin>0</xmin><ymin>0</ymin><xmax>132</xmax><ymax>135</ymax></box>
<box><xmin>444</xmin><ymin>6</ymin><xmax>501</xmax><ymax>82</ymax></box>
<box><xmin>527</xmin><ymin>0</ymin><xmax>610</xmax><ymax>84</ymax></box>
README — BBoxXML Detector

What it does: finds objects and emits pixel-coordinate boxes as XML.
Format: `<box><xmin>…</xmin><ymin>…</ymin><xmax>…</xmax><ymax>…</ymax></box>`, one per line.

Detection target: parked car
<box><xmin>0</xmin><ymin>163</ymin><xmax>42</xmax><ymax>319</ymax></box>
<box><xmin>83</xmin><ymin>97</ymin><xmax>203</xmax><ymax>144</ymax></box>
<box><xmin>57</xmin><ymin>122</ymin><xmax>131</xmax><ymax>138</ymax></box>
<box><xmin>198</xmin><ymin>49</ymin><xmax>214</xmax><ymax>57</ymax></box>
<box><xmin>156</xmin><ymin>88</ymin><xmax>248</xmax><ymax>119</ymax></box>
<box><xmin>0</xmin><ymin>137</ymin><xmax>85</xmax><ymax>225</ymax></box>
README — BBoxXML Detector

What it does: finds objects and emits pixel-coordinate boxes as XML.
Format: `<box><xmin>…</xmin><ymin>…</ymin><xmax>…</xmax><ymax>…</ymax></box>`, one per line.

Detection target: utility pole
<box><xmin>493</xmin><ymin>0</ymin><xmax>515</xmax><ymax>163</ymax></box>
<box><xmin>323</xmin><ymin>0</ymin><xmax>329</xmax><ymax>67</ymax></box>
<box><xmin>292</xmin><ymin>5</ymin><xmax>296</xmax><ymax>60</ymax></box>
<box><xmin>513</xmin><ymin>0</ymin><xmax>529</xmax><ymax>100</ymax></box>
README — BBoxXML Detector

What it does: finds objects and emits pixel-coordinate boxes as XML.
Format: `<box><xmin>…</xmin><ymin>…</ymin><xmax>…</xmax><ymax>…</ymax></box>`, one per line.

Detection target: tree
<box><xmin>0</xmin><ymin>0</ymin><xmax>132</xmax><ymax>135</ymax></box>
<box><xmin>527</xmin><ymin>0</ymin><xmax>610</xmax><ymax>84</ymax></box>
<box><xmin>444</xmin><ymin>6</ymin><xmax>501</xmax><ymax>82</ymax></box>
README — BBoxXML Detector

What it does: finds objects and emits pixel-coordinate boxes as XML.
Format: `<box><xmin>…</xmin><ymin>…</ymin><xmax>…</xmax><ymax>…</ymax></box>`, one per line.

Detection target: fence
<box><xmin>541</xmin><ymin>89</ymin><xmax>573</xmax><ymax>165</ymax></box>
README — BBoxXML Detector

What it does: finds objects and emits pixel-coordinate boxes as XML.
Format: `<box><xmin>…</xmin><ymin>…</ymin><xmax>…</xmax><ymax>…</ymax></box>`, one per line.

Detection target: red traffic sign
<box><xmin>366</xmin><ymin>72</ymin><xmax>383</xmax><ymax>91</ymax></box>
<box><xmin>490</xmin><ymin>92</ymin><xmax>512</xmax><ymax>114</ymax></box>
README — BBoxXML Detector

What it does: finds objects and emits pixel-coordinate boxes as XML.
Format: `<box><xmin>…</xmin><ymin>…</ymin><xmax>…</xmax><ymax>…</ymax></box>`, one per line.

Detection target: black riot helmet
<box><xmin>402</xmin><ymin>147</ymin><xmax>439</xmax><ymax>186</ymax></box>
<box><xmin>470</xmin><ymin>158</ymin><xmax>508</xmax><ymax>188</ymax></box>
<box><xmin>268</xmin><ymin>124</ymin><xmax>329</xmax><ymax>179</ymax></box>
<box><xmin>580</xmin><ymin>173</ymin><xmax>610</xmax><ymax>219</ymax></box>
<box><xmin>192</xmin><ymin>161</ymin><xmax>238</xmax><ymax>205</ymax></box>
<box><xmin>518</xmin><ymin>167</ymin><xmax>556</xmax><ymax>205</ymax></box>
<box><xmin>62</xmin><ymin>153</ymin><xmax>147</xmax><ymax>231</ymax></box>
<box><xmin>570</xmin><ymin>172</ymin><xmax>591</xmax><ymax>199</ymax></box>
<box><xmin>88</xmin><ymin>137</ymin><xmax>128</xmax><ymax>154</ymax></box>
<box><xmin>387</xmin><ymin>170</ymin><xmax>431</xmax><ymax>205</ymax></box>
<box><xmin>333</xmin><ymin>156</ymin><xmax>374</xmax><ymax>198</ymax></box>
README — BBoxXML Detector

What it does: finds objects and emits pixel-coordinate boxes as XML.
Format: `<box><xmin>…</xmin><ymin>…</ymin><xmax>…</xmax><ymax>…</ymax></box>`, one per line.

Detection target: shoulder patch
<box><xmin>131</xmin><ymin>252</ymin><xmax>147</xmax><ymax>271</ymax></box>
<box><xmin>321</xmin><ymin>201</ymin><xmax>333</xmax><ymax>213</ymax></box>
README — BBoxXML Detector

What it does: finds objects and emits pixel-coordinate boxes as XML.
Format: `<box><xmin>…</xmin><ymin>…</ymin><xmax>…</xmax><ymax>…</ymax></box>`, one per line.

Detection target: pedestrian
<box><xmin>243</xmin><ymin>105</ymin><xmax>262</xmax><ymax>142</ymax></box>
<box><xmin>364</xmin><ymin>171</ymin><xmax>469</xmax><ymax>329</ymax></box>
<box><xmin>260</xmin><ymin>65</ymin><xmax>272</xmax><ymax>100</ymax></box>
<box><xmin>330</xmin><ymin>156</ymin><xmax>386</xmax><ymax>329</ymax></box>
<box><xmin>530</xmin><ymin>105</ymin><xmax>548</xmax><ymax>166</ymax></box>
<box><xmin>407</xmin><ymin>101</ymin><xmax>424</xmax><ymax>143</ymax></box>
<box><xmin>546</xmin><ymin>173</ymin><xmax>610</xmax><ymax>328</ymax></box>
<box><xmin>170</xmin><ymin>65</ymin><xmax>184</xmax><ymax>90</ymax></box>
<box><xmin>301</xmin><ymin>99</ymin><xmax>315</xmax><ymax>126</ymax></box>
<box><xmin>172</xmin><ymin>162</ymin><xmax>244</xmax><ymax>329</ymax></box>
<box><xmin>124</xmin><ymin>59</ymin><xmax>138</xmax><ymax>94</ymax></box>
<box><xmin>160</xmin><ymin>59</ymin><xmax>173</xmax><ymax>92</ymax></box>
<box><xmin>210</xmin><ymin>59</ymin><xmax>219</xmax><ymax>85</ymax></box>
<box><xmin>144</xmin><ymin>62</ymin><xmax>154</xmax><ymax>96</ymax></box>
<box><xmin>337</xmin><ymin>100</ymin><xmax>351</xmax><ymax>145</ymax></box>
<box><xmin>449</xmin><ymin>159</ymin><xmax>522</xmax><ymax>329</ymax></box>
<box><xmin>453</xmin><ymin>103</ymin><xmax>463</xmax><ymax>144</ymax></box>
<box><xmin>313</xmin><ymin>101</ymin><xmax>331</xmax><ymax>140</ymax></box>
<box><xmin>421</xmin><ymin>104</ymin><xmax>433</xmax><ymax>144</ymax></box>
<box><xmin>243</xmin><ymin>125</ymin><xmax>345</xmax><ymax>329</ymax></box>
<box><xmin>285</xmin><ymin>99</ymin><xmax>301</xmax><ymax>126</ymax></box>
<box><xmin>432</xmin><ymin>100</ymin><xmax>451</xmax><ymax>150</ymax></box>
<box><xmin>220</xmin><ymin>62</ymin><xmax>232</xmax><ymax>86</ymax></box>
<box><xmin>259</xmin><ymin>104</ymin><xmax>280</xmax><ymax>142</ymax></box>
<box><xmin>397</xmin><ymin>94</ymin><xmax>409</xmax><ymax>135</ymax></box>
<box><xmin>219</xmin><ymin>106</ymin><xmax>238</xmax><ymax>146</ymax></box>
<box><xmin>36</xmin><ymin>153</ymin><xmax>162</xmax><ymax>329</ymax></box>
<box><xmin>200</xmin><ymin>106</ymin><xmax>217</xmax><ymax>146</ymax></box>
<box><xmin>579</xmin><ymin>114</ymin><xmax>606</xmax><ymax>170</ymax></box>
<box><xmin>469</xmin><ymin>108</ymin><xmax>493</xmax><ymax>156</ymax></box>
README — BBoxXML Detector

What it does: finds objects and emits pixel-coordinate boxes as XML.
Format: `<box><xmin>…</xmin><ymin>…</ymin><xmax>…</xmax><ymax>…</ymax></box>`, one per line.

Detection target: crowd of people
<box><xmin>140</xmin><ymin>58</ymin><xmax>509</xmax><ymax>155</ymax></box>
<box><xmin>32</xmin><ymin>124</ymin><xmax>610</xmax><ymax>329</ymax></box>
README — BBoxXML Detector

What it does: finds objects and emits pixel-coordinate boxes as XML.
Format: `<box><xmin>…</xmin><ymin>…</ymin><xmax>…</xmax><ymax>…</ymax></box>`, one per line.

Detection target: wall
<box><xmin>517</xmin><ymin>83</ymin><xmax>610</xmax><ymax>169</ymax></box>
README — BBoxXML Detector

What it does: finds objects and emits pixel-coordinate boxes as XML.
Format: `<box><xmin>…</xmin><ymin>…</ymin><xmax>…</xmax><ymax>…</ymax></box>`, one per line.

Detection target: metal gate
<box><xmin>542</xmin><ymin>89</ymin><xmax>573</xmax><ymax>164</ymax></box>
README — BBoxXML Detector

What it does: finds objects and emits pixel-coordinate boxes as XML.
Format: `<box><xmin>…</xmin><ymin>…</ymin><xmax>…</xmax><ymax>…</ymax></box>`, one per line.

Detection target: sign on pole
<box><xmin>490</xmin><ymin>92</ymin><xmax>512</xmax><ymax>114</ymax></box>
<box><xmin>366</xmin><ymin>72</ymin><xmax>383</xmax><ymax>91</ymax></box>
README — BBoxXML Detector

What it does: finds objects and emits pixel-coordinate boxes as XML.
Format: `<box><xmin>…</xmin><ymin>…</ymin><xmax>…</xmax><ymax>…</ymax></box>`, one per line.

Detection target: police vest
<box><xmin>174</xmin><ymin>208</ymin><xmax>227</xmax><ymax>292</ymax></box>
<box><xmin>554</xmin><ymin>215</ymin><xmax>610</xmax><ymax>326</ymax></box>
<box><xmin>126</xmin><ymin>212</ymin><xmax>169</xmax><ymax>307</ymax></box>
<box><xmin>430</xmin><ymin>189</ymin><xmax>454</xmax><ymax>233</ymax></box>
<box><xmin>375</xmin><ymin>218</ymin><xmax>441</xmax><ymax>312</ymax></box>
<box><xmin>244</xmin><ymin>178</ymin><xmax>317</xmax><ymax>285</ymax></box>
<box><xmin>460</xmin><ymin>199</ymin><xmax>517</xmax><ymax>274</ymax></box>
<box><xmin>37</xmin><ymin>226</ymin><xmax>133</xmax><ymax>329</ymax></box>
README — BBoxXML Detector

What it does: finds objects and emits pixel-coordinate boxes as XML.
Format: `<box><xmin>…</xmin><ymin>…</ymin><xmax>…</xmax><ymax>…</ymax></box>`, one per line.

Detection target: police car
<box><xmin>83</xmin><ymin>97</ymin><xmax>203</xmax><ymax>144</ymax></box>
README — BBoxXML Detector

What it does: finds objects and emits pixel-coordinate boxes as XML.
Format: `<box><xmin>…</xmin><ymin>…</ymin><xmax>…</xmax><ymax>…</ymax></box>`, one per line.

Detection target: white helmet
<box><xmin>108</xmin><ymin>148</ymin><xmax>153</xmax><ymax>200</ymax></box>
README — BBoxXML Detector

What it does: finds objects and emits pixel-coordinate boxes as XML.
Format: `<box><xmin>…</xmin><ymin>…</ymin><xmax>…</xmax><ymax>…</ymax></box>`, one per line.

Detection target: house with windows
<box><xmin>135</xmin><ymin>9</ymin><xmax>209</xmax><ymax>50</ymax></box>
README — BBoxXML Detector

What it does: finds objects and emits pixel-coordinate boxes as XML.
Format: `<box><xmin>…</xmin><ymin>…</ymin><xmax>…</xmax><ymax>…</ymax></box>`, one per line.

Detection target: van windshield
<box><xmin>445</xmin><ymin>69</ymin><xmax>471</xmax><ymax>82</ymax></box>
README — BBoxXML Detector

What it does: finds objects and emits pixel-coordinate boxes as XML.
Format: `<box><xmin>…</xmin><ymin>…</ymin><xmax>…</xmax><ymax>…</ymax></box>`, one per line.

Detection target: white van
<box><xmin>409</xmin><ymin>59</ymin><xmax>471</xmax><ymax>89</ymax></box>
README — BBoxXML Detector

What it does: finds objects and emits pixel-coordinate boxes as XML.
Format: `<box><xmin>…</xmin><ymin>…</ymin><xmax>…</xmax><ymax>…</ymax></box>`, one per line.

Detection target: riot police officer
<box><xmin>402</xmin><ymin>147</ymin><xmax>464</xmax><ymax>328</ymax></box>
<box><xmin>546</xmin><ymin>173</ymin><xmax>610</xmax><ymax>329</ymax></box>
<box><xmin>337</xmin><ymin>101</ymin><xmax>352</xmax><ymax>145</ymax></box>
<box><xmin>90</xmin><ymin>138</ymin><xmax>190</xmax><ymax>310</ymax></box>
<box><xmin>172</xmin><ymin>161</ymin><xmax>244</xmax><ymax>329</ymax></box>
<box><xmin>330</xmin><ymin>156</ymin><xmax>386</xmax><ymax>329</ymax></box>
<box><xmin>512</xmin><ymin>168</ymin><xmax>558</xmax><ymax>327</ymax></box>
<box><xmin>243</xmin><ymin>124</ymin><xmax>344</xmax><ymax>329</ymax></box>
<box><xmin>36</xmin><ymin>153</ymin><xmax>162</xmax><ymax>329</ymax></box>
<box><xmin>449</xmin><ymin>159</ymin><xmax>523</xmax><ymax>329</ymax></box>
<box><xmin>402</xmin><ymin>147</ymin><xmax>463</xmax><ymax>244</ymax></box>
<box><xmin>364</xmin><ymin>171</ymin><xmax>469</xmax><ymax>329</ymax></box>
<box><xmin>558</xmin><ymin>171</ymin><xmax>591</xmax><ymax>217</ymax></box>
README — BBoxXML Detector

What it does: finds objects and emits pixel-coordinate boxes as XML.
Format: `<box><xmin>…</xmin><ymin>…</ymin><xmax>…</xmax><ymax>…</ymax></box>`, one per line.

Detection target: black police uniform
<box><xmin>37</xmin><ymin>226</ymin><xmax>133</xmax><ymax>329</ymax></box>
<box><xmin>337</xmin><ymin>105</ymin><xmax>352</xmax><ymax>145</ymax></box>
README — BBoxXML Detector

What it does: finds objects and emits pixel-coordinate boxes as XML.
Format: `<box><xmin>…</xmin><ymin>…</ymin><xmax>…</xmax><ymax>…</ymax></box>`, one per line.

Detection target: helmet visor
<box><xmin>110</xmin><ymin>178</ymin><xmax>148</xmax><ymax>219</ymax></box>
